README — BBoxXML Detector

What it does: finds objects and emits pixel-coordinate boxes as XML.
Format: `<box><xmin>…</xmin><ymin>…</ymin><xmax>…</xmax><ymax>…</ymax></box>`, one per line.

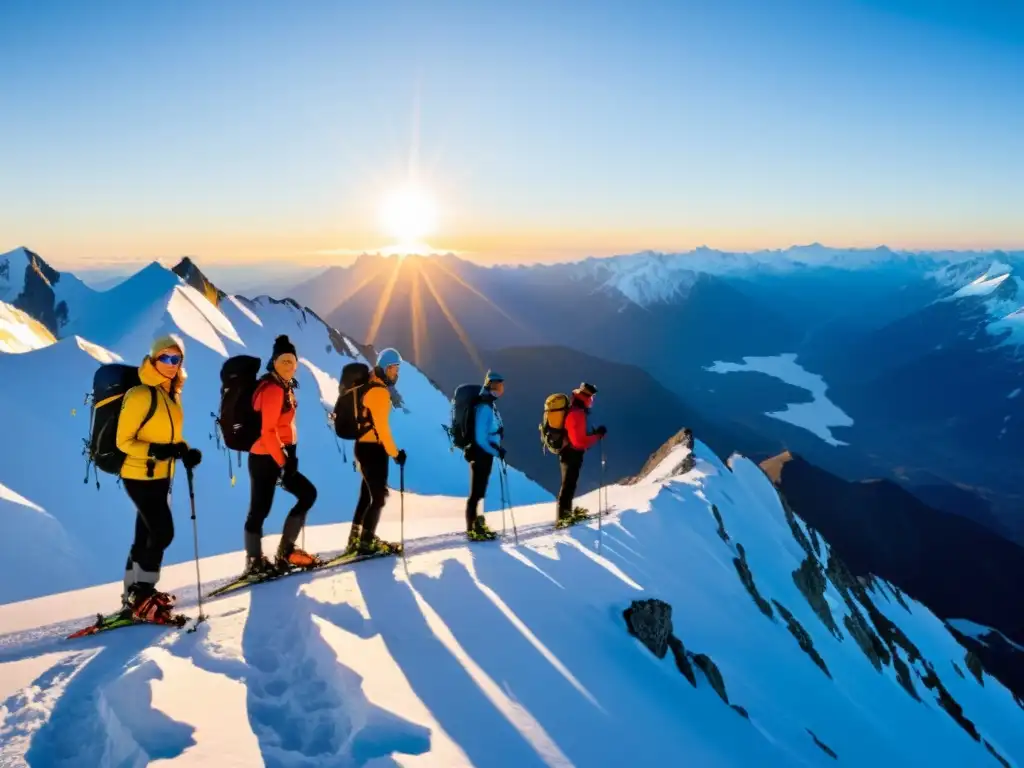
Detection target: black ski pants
<box><xmin>557</xmin><ymin>448</ymin><xmax>585</xmax><ymax>518</ymax></box>
<box><xmin>245</xmin><ymin>445</ymin><xmax>317</xmax><ymax>557</ymax></box>
<box><xmin>353</xmin><ymin>442</ymin><xmax>390</xmax><ymax>542</ymax></box>
<box><xmin>123</xmin><ymin>477</ymin><xmax>174</xmax><ymax>587</ymax></box>
<box><xmin>465</xmin><ymin>448</ymin><xmax>495</xmax><ymax>530</ymax></box>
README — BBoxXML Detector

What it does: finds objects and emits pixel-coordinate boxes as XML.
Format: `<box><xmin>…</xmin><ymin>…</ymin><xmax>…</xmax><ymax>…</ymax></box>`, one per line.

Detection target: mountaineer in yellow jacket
<box><xmin>348</xmin><ymin>347</ymin><xmax>407</xmax><ymax>555</ymax></box>
<box><xmin>116</xmin><ymin>334</ymin><xmax>202</xmax><ymax>622</ymax></box>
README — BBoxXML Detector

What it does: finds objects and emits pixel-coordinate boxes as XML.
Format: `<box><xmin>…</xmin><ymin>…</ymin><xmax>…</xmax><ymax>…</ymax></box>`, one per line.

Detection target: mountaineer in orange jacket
<box><xmin>557</xmin><ymin>382</ymin><xmax>606</xmax><ymax>525</ymax></box>
<box><xmin>348</xmin><ymin>347</ymin><xmax>407</xmax><ymax>555</ymax></box>
<box><xmin>243</xmin><ymin>335</ymin><xmax>319</xmax><ymax>578</ymax></box>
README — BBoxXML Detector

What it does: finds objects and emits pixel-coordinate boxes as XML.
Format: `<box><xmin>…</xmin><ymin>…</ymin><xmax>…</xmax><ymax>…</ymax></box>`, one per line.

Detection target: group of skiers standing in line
<box><xmin>111</xmin><ymin>333</ymin><xmax>606</xmax><ymax>624</ymax></box>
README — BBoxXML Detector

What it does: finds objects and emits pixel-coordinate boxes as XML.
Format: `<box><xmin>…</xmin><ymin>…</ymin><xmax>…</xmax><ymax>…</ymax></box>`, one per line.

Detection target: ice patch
<box><xmin>706</xmin><ymin>354</ymin><xmax>853</xmax><ymax>446</ymax></box>
<box><xmin>0</xmin><ymin>481</ymin><xmax>48</xmax><ymax>515</ymax></box>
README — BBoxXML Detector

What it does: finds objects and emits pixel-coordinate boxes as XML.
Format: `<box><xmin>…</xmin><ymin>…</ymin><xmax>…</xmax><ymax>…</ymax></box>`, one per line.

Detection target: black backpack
<box><xmin>217</xmin><ymin>355</ymin><xmax>263</xmax><ymax>452</ymax></box>
<box><xmin>86</xmin><ymin>364</ymin><xmax>157</xmax><ymax>476</ymax></box>
<box><xmin>333</xmin><ymin>362</ymin><xmax>383</xmax><ymax>440</ymax></box>
<box><xmin>444</xmin><ymin>383</ymin><xmax>487</xmax><ymax>451</ymax></box>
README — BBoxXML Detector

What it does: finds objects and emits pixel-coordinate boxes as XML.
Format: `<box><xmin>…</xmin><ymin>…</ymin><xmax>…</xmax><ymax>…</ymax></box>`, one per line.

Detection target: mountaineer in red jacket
<box><xmin>243</xmin><ymin>335</ymin><xmax>319</xmax><ymax>577</ymax></box>
<box><xmin>557</xmin><ymin>382</ymin><xmax>606</xmax><ymax>526</ymax></box>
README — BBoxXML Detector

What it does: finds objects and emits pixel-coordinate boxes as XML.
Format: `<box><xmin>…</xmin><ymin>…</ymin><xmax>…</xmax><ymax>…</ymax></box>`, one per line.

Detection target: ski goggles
<box><xmin>156</xmin><ymin>353</ymin><xmax>182</xmax><ymax>365</ymax></box>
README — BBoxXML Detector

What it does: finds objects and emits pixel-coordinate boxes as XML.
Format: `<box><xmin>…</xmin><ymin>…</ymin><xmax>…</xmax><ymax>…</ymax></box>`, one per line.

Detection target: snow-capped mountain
<box><xmin>0</xmin><ymin>247</ymin><xmax>94</xmax><ymax>335</ymax></box>
<box><xmin>0</xmin><ymin>259</ymin><xmax>549</xmax><ymax>604</ymax></box>
<box><xmin>1</xmin><ymin>434</ymin><xmax>1023</xmax><ymax>766</ymax></box>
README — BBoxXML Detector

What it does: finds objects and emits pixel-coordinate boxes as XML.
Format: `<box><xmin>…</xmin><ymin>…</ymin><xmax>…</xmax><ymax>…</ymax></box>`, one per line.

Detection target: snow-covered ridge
<box><xmin>0</xmin><ymin>439</ymin><xmax>1021</xmax><ymax>766</ymax></box>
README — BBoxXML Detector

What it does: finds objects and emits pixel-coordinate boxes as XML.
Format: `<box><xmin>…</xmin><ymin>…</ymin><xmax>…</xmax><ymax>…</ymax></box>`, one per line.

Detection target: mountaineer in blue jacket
<box><xmin>465</xmin><ymin>370</ymin><xmax>505</xmax><ymax>541</ymax></box>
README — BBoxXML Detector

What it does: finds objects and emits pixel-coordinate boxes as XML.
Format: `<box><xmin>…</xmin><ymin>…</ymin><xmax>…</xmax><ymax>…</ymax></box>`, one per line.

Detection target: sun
<box><xmin>378</xmin><ymin>184</ymin><xmax>437</xmax><ymax>247</ymax></box>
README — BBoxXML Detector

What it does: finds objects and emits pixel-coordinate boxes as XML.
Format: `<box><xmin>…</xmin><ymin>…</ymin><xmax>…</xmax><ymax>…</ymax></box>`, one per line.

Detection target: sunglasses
<box><xmin>156</xmin><ymin>353</ymin><xmax>182</xmax><ymax>365</ymax></box>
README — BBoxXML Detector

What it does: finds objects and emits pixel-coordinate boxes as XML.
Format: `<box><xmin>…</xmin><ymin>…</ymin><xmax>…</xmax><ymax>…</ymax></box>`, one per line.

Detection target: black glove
<box><xmin>595</xmin><ymin>425</ymin><xmax>607</xmax><ymax>437</ymax></box>
<box><xmin>182</xmin><ymin>448</ymin><xmax>202</xmax><ymax>470</ymax></box>
<box><xmin>395</xmin><ymin>449</ymin><xmax>407</xmax><ymax>466</ymax></box>
<box><xmin>283</xmin><ymin>450</ymin><xmax>298</xmax><ymax>477</ymax></box>
<box><xmin>149</xmin><ymin>441</ymin><xmax>188</xmax><ymax>461</ymax></box>
<box><xmin>497</xmin><ymin>446</ymin><xmax>507</xmax><ymax>460</ymax></box>
<box><xmin>496</xmin><ymin>426</ymin><xmax>504</xmax><ymax>438</ymax></box>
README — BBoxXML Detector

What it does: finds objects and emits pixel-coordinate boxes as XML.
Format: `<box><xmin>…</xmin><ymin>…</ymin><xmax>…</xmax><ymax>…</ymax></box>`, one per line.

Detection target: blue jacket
<box><xmin>473</xmin><ymin>388</ymin><xmax>503</xmax><ymax>457</ymax></box>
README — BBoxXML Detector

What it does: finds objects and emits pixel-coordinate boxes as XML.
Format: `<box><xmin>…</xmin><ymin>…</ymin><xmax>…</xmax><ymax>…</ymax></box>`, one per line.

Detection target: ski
<box><xmin>66</xmin><ymin>610</ymin><xmax>190</xmax><ymax>640</ymax></box>
<box><xmin>205</xmin><ymin>549</ymin><xmax>401</xmax><ymax>600</ymax></box>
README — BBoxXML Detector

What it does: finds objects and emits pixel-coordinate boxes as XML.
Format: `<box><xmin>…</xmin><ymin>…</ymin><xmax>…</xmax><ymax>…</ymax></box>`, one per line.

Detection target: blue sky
<box><xmin>0</xmin><ymin>0</ymin><xmax>1021</xmax><ymax>267</ymax></box>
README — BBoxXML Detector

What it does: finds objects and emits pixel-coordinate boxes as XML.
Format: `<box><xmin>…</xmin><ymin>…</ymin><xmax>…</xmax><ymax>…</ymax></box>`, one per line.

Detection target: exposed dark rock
<box><xmin>623</xmin><ymin>599</ymin><xmax>673</xmax><ymax>659</ymax></box>
<box><xmin>843</xmin><ymin>613</ymin><xmax>888</xmax><ymax>671</ymax></box>
<box><xmin>966</xmin><ymin>650</ymin><xmax>985</xmax><ymax>686</ymax></box>
<box><xmin>691</xmin><ymin>653</ymin><xmax>730</xmax><ymax>705</ymax></box>
<box><xmin>892</xmin><ymin>655</ymin><xmax>920</xmax><ymax>700</ymax></box>
<box><xmin>792</xmin><ymin>555</ymin><xmax>842</xmax><ymax>639</ymax></box>
<box><xmin>985</xmin><ymin>740</ymin><xmax>1011</xmax><ymax>768</ymax></box>
<box><xmin>10</xmin><ymin>248</ymin><xmax>68</xmax><ymax>335</ymax></box>
<box><xmin>807</xmin><ymin>729</ymin><xmax>838</xmax><ymax>760</ymax></box>
<box><xmin>808</xmin><ymin>525</ymin><xmax>822</xmax><ymax>557</ymax></box>
<box><xmin>711</xmin><ymin>504</ymin><xmax>730</xmax><ymax>543</ymax></box>
<box><xmin>779</xmin><ymin>492</ymin><xmax>815</xmax><ymax>558</ymax></box>
<box><xmin>731</xmin><ymin>705</ymin><xmax>750</xmax><ymax>719</ymax></box>
<box><xmin>952</xmin><ymin>661</ymin><xmax>965</xmax><ymax>678</ymax></box>
<box><xmin>921</xmin><ymin>665</ymin><xmax>980</xmax><ymax>741</ymax></box>
<box><xmin>666</xmin><ymin>635</ymin><xmax>696</xmax><ymax>686</ymax></box>
<box><xmin>772</xmin><ymin>600</ymin><xmax>831</xmax><ymax>679</ymax></box>
<box><xmin>624</xmin><ymin>428</ymin><xmax>695</xmax><ymax>484</ymax></box>
<box><xmin>733</xmin><ymin>544</ymin><xmax>775</xmax><ymax>620</ymax></box>
<box><xmin>172</xmin><ymin>256</ymin><xmax>225</xmax><ymax>305</ymax></box>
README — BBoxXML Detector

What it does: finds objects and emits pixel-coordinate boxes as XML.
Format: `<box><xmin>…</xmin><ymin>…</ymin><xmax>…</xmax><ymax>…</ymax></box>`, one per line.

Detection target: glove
<box><xmin>182</xmin><ymin>448</ymin><xmax>202</xmax><ymax>470</ymax></box>
<box><xmin>149</xmin><ymin>441</ymin><xmax>188</xmax><ymax>461</ymax></box>
<box><xmin>496</xmin><ymin>426</ymin><xmax>504</xmax><ymax>438</ymax></box>
<box><xmin>395</xmin><ymin>449</ymin><xmax>407</xmax><ymax>467</ymax></box>
<box><xmin>595</xmin><ymin>425</ymin><xmax>607</xmax><ymax>437</ymax></box>
<box><xmin>497</xmin><ymin>446</ymin><xmax>507</xmax><ymax>460</ymax></box>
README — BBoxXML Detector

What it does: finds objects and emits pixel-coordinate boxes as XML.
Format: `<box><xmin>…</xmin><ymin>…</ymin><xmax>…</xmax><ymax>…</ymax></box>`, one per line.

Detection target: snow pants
<box><xmin>353</xmin><ymin>442</ymin><xmax>390</xmax><ymax>542</ymax></box>
<box><xmin>123</xmin><ymin>477</ymin><xmax>174</xmax><ymax>591</ymax></box>
<box><xmin>465</xmin><ymin>448</ymin><xmax>494</xmax><ymax>530</ymax></box>
<box><xmin>245</xmin><ymin>445</ymin><xmax>317</xmax><ymax>557</ymax></box>
<box><xmin>557</xmin><ymin>448</ymin><xmax>585</xmax><ymax>518</ymax></box>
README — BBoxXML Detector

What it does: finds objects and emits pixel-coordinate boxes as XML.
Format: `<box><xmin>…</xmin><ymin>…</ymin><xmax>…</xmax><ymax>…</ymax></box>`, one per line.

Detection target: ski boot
<box><xmin>243</xmin><ymin>554</ymin><xmax>280</xmax><ymax>581</ymax></box>
<box><xmin>276</xmin><ymin>544</ymin><xmax>322</xmax><ymax>570</ymax></box>
<box><xmin>571</xmin><ymin>506</ymin><xmax>591</xmax><ymax>522</ymax></box>
<box><xmin>468</xmin><ymin>516</ymin><xmax>498</xmax><ymax>542</ymax></box>
<box><xmin>344</xmin><ymin>524</ymin><xmax>364</xmax><ymax>555</ymax></box>
<box><xmin>356</xmin><ymin>535</ymin><xmax>403</xmax><ymax>556</ymax></box>
<box><xmin>127</xmin><ymin>583</ymin><xmax>176</xmax><ymax>623</ymax></box>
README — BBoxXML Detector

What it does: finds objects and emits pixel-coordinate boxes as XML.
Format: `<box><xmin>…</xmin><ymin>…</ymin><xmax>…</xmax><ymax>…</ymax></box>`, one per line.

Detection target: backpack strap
<box><xmin>137</xmin><ymin>386</ymin><xmax>159</xmax><ymax>436</ymax></box>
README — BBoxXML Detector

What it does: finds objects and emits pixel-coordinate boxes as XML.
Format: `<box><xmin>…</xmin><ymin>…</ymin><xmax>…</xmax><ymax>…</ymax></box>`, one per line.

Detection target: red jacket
<box><xmin>250</xmin><ymin>377</ymin><xmax>296</xmax><ymax>466</ymax></box>
<box><xmin>565</xmin><ymin>392</ymin><xmax>601</xmax><ymax>451</ymax></box>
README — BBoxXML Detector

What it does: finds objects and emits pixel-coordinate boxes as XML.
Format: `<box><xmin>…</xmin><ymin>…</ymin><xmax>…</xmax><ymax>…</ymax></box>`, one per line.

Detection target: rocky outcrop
<box><xmin>807</xmin><ymin>730</ymin><xmax>838</xmax><ymax>760</ymax></box>
<box><xmin>711</xmin><ymin>504</ymin><xmax>730</xmax><ymax>543</ymax></box>
<box><xmin>4</xmin><ymin>248</ymin><xmax>70</xmax><ymax>335</ymax></box>
<box><xmin>623</xmin><ymin>599</ymin><xmax>747</xmax><ymax>717</ymax></box>
<box><xmin>733</xmin><ymin>543</ymin><xmax>775</xmax><ymax>620</ymax></box>
<box><xmin>966</xmin><ymin>650</ymin><xmax>985</xmax><ymax>686</ymax></box>
<box><xmin>172</xmin><ymin>257</ymin><xmax>225</xmax><ymax>305</ymax></box>
<box><xmin>772</xmin><ymin>600</ymin><xmax>831</xmax><ymax>679</ymax></box>
<box><xmin>623</xmin><ymin>428</ymin><xmax>694</xmax><ymax>484</ymax></box>
<box><xmin>792</xmin><ymin>556</ymin><xmax>841</xmax><ymax>640</ymax></box>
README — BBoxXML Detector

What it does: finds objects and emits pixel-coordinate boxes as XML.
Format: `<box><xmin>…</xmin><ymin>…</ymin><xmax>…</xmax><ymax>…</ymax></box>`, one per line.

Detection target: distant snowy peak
<box><xmin>172</xmin><ymin>256</ymin><xmax>225</xmax><ymax>306</ymax></box>
<box><xmin>929</xmin><ymin>256</ymin><xmax>1024</xmax><ymax>350</ymax></box>
<box><xmin>0</xmin><ymin>247</ymin><xmax>95</xmax><ymax>337</ymax></box>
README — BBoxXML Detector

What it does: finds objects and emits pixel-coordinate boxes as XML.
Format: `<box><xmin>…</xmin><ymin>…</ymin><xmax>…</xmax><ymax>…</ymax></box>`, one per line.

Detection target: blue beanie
<box><xmin>484</xmin><ymin>369</ymin><xmax>504</xmax><ymax>387</ymax></box>
<box><xmin>377</xmin><ymin>347</ymin><xmax>402</xmax><ymax>369</ymax></box>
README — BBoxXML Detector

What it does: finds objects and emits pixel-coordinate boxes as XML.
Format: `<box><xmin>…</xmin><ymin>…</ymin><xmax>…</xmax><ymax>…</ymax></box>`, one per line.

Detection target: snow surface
<box><xmin>705</xmin><ymin>354</ymin><xmax>854</xmax><ymax>446</ymax></box>
<box><xmin>0</xmin><ymin>265</ymin><xmax>550</xmax><ymax>604</ymax></box>
<box><xmin>1</xmin><ymin>440</ymin><xmax>1021</xmax><ymax>766</ymax></box>
<box><xmin>0</xmin><ymin>300</ymin><xmax>55</xmax><ymax>353</ymax></box>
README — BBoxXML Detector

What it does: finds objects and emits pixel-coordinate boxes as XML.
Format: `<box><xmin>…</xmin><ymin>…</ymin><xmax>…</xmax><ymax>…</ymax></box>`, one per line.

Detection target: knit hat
<box><xmin>271</xmin><ymin>335</ymin><xmax>297</xmax><ymax>361</ymax></box>
<box><xmin>150</xmin><ymin>333</ymin><xmax>185</xmax><ymax>361</ymax></box>
<box><xmin>575</xmin><ymin>382</ymin><xmax>597</xmax><ymax>397</ymax></box>
<box><xmin>484</xmin><ymin>369</ymin><xmax>504</xmax><ymax>387</ymax></box>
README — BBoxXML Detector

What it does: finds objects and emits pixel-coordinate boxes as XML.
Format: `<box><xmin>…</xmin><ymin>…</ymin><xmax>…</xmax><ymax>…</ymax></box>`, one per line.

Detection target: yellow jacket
<box><xmin>357</xmin><ymin>373</ymin><xmax>399</xmax><ymax>458</ymax></box>
<box><xmin>117</xmin><ymin>357</ymin><xmax>186</xmax><ymax>480</ymax></box>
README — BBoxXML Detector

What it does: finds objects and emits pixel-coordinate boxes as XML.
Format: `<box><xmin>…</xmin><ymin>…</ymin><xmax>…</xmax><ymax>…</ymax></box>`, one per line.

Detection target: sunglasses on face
<box><xmin>156</xmin><ymin>354</ymin><xmax>182</xmax><ymax>365</ymax></box>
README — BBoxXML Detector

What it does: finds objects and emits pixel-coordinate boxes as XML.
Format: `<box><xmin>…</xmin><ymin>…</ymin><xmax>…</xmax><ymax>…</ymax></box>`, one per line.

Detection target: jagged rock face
<box><xmin>623</xmin><ymin>599</ymin><xmax>673</xmax><ymax>659</ymax></box>
<box><xmin>808</xmin><ymin>730</ymin><xmax>838</xmax><ymax>760</ymax></box>
<box><xmin>6</xmin><ymin>249</ymin><xmax>69</xmax><ymax>335</ymax></box>
<box><xmin>772</xmin><ymin>600</ymin><xmax>831</xmax><ymax>678</ymax></box>
<box><xmin>624</xmin><ymin>428</ymin><xmax>694</xmax><ymax>484</ymax></box>
<box><xmin>733</xmin><ymin>543</ymin><xmax>775</xmax><ymax>620</ymax></box>
<box><xmin>172</xmin><ymin>257</ymin><xmax>225</xmax><ymax>305</ymax></box>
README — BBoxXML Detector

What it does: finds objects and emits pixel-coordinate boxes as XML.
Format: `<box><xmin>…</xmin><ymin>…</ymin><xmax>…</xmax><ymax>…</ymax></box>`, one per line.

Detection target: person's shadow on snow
<box><xmin>352</xmin><ymin>557</ymin><xmax>548</xmax><ymax>768</ymax></box>
<box><xmin>0</xmin><ymin>628</ymin><xmax>195</xmax><ymax>766</ymax></box>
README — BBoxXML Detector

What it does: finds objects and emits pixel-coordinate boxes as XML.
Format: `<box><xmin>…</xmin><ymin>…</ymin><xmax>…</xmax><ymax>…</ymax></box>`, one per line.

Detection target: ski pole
<box><xmin>501</xmin><ymin>460</ymin><xmax>519</xmax><ymax>545</ymax></box>
<box><xmin>499</xmin><ymin>457</ymin><xmax>507</xmax><ymax>538</ymax></box>
<box><xmin>186</xmin><ymin>467</ymin><xmax>206</xmax><ymax>627</ymax></box>
<box><xmin>400</xmin><ymin>463</ymin><xmax>405</xmax><ymax>553</ymax></box>
<box><xmin>599</xmin><ymin>442</ymin><xmax>606</xmax><ymax>555</ymax></box>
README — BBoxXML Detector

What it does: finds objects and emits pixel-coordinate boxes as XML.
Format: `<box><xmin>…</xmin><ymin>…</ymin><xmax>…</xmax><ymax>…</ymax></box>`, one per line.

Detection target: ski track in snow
<box><xmin>706</xmin><ymin>353</ymin><xmax>854</xmax><ymax>446</ymax></box>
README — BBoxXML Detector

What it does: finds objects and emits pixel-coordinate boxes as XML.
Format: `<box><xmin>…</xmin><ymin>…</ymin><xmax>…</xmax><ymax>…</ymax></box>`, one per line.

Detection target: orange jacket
<box><xmin>356</xmin><ymin>372</ymin><xmax>399</xmax><ymax>458</ymax></box>
<box><xmin>250</xmin><ymin>377</ymin><xmax>296</xmax><ymax>466</ymax></box>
